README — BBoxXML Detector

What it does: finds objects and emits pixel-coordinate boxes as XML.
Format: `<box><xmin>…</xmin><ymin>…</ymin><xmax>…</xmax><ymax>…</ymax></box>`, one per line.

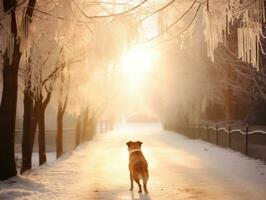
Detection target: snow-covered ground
<box><xmin>0</xmin><ymin>123</ymin><xmax>266</xmax><ymax>200</ymax></box>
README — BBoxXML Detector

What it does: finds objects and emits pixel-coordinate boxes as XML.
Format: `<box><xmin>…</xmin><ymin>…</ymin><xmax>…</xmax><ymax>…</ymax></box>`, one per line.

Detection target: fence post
<box><xmin>228</xmin><ymin>126</ymin><xmax>231</xmax><ymax>148</ymax></box>
<box><xmin>216</xmin><ymin>125</ymin><xmax>218</xmax><ymax>145</ymax></box>
<box><xmin>244</xmin><ymin>126</ymin><xmax>249</xmax><ymax>156</ymax></box>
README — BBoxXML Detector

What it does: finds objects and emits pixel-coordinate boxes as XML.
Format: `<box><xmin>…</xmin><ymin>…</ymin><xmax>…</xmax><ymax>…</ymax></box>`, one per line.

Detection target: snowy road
<box><xmin>1</xmin><ymin>123</ymin><xmax>266</xmax><ymax>200</ymax></box>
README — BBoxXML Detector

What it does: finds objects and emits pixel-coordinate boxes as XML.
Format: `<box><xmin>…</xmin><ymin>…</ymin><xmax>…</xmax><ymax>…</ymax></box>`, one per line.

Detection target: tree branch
<box><xmin>23</xmin><ymin>0</ymin><xmax>148</xmax><ymax>22</ymax></box>
<box><xmin>140</xmin><ymin>0</ymin><xmax>177</xmax><ymax>22</ymax></box>
<box><xmin>42</xmin><ymin>63</ymin><xmax>65</xmax><ymax>85</ymax></box>
<box><xmin>25</xmin><ymin>0</ymin><xmax>37</xmax><ymax>21</ymax></box>
<box><xmin>43</xmin><ymin>90</ymin><xmax>51</xmax><ymax>108</ymax></box>
<box><xmin>139</xmin><ymin>0</ymin><xmax>198</xmax><ymax>45</ymax></box>
<box><xmin>62</xmin><ymin>94</ymin><xmax>68</xmax><ymax>114</ymax></box>
<box><xmin>76</xmin><ymin>0</ymin><xmax>148</xmax><ymax>19</ymax></box>
<box><xmin>147</xmin><ymin>3</ymin><xmax>201</xmax><ymax>48</ymax></box>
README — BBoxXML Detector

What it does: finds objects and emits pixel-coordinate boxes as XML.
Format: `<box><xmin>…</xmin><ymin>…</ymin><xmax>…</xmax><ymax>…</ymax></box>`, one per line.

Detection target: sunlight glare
<box><xmin>121</xmin><ymin>45</ymin><xmax>158</xmax><ymax>90</ymax></box>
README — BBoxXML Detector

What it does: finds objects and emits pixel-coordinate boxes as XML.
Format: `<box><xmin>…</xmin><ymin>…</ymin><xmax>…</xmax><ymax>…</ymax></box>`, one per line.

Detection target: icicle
<box><xmin>203</xmin><ymin>0</ymin><xmax>265</xmax><ymax>70</ymax></box>
<box><xmin>203</xmin><ymin>1</ymin><xmax>230</xmax><ymax>62</ymax></box>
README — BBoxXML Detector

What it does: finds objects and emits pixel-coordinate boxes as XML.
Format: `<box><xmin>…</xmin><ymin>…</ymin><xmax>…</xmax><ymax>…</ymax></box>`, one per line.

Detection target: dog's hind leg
<box><xmin>142</xmin><ymin>173</ymin><xmax>148</xmax><ymax>193</ymax></box>
<box><xmin>143</xmin><ymin>182</ymin><xmax>148</xmax><ymax>194</ymax></box>
<box><xmin>135</xmin><ymin>179</ymin><xmax>142</xmax><ymax>193</ymax></box>
<box><xmin>130</xmin><ymin>173</ymin><xmax>133</xmax><ymax>191</ymax></box>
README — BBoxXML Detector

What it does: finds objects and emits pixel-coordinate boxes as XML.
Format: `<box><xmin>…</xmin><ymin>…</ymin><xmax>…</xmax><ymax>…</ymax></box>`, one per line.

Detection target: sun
<box><xmin>121</xmin><ymin>45</ymin><xmax>158</xmax><ymax>90</ymax></box>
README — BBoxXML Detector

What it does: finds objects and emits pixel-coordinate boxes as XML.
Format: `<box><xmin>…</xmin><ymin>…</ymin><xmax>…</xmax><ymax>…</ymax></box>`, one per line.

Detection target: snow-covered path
<box><xmin>1</xmin><ymin>123</ymin><xmax>266</xmax><ymax>200</ymax></box>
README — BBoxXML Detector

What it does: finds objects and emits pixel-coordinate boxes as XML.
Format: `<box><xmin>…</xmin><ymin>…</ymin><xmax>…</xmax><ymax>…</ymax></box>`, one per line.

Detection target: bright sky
<box><xmin>121</xmin><ymin>45</ymin><xmax>159</xmax><ymax>93</ymax></box>
<box><xmin>118</xmin><ymin>0</ymin><xmax>159</xmax><ymax>93</ymax></box>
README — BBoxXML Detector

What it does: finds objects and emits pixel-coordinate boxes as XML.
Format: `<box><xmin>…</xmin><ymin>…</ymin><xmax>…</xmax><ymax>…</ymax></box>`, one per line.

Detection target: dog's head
<box><xmin>126</xmin><ymin>141</ymin><xmax>143</xmax><ymax>151</ymax></box>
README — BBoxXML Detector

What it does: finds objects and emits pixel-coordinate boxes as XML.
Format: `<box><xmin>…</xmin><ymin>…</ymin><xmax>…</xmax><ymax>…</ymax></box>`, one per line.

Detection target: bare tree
<box><xmin>36</xmin><ymin>87</ymin><xmax>52</xmax><ymax>165</ymax></box>
<box><xmin>56</xmin><ymin>94</ymin><xmax>68</xmax><ymax>158</ymax></box>
<box><xmin>75</xmin><ymin>115</ymin><xmax>81</xmax><ymax>147</ymax></box>
<box><xmin>0</xmin><ymin>0</ymin><xmax>36</xmax><ymax>180</ymax></box>
<box><xmin>56</xmin><ymin>69</ymin><xmax>69</xmax><ymax>158</ymax></box>
<box><xmin>20</xmin><ymin>38</ymin><xmax>64</xmax><ymax>168</ymax></box>
<box><xmin>21</xmin><ymin>56</ymin><xmax>38</xmax><ymax>173</ymax></box>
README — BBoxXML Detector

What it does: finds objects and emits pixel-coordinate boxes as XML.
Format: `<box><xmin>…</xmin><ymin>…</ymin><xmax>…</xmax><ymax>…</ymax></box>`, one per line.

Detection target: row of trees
<box><xmin>146</xmin><ymin>1</ymin><xmax>266</xmax><ymax>129</ymax></box>
<box><xmin>0</xmin><ymin>0</ymin><xmax>142</xmax><ymax>180</ymax></box>
<box><xmin>0</xmin><ymin>0</ymin><xmax>37</xmax><ymax>180</ymax></box>
<box><xmin>0</xmin><ymin>0</ymin><xmax>90</xmax><ymax>179</ymax></box>
<box><xmin>20</xmin><ymin>35</ymin><xmax>67</xmax><ymax>172</ymax></box>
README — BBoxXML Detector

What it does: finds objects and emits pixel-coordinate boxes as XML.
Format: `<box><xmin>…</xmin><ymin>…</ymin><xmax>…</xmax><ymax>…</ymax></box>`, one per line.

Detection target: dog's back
<box><xmin>127</xmin><ymin>141</ymin><xmax>149</xmax><ymax>193</ymax></box>
<box><xmin>129</xmin><ymin>151</ymin><xmax>148</xmax><ymax>182</ymax></box>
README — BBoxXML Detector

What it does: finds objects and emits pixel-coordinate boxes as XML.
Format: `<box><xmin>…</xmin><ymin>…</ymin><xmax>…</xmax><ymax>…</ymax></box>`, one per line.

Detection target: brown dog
<box><xmin>126</xmin><ymin>141</ymin><xmax>149</xmax><ymax>193</ymax></box>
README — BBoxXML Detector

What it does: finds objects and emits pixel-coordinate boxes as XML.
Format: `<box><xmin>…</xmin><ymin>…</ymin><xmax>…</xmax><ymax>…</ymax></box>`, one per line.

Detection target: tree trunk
<box><xmin>0</xmin><ymin>59</ymin><xmax>19</xmax><ymax>180</ymax></box>
<box><xmin>87</xmin><ymin>119</ymin><xmax>92</xmax><ymax>140</ymax></box>
<box><xmin>81</xmin><ymin>115</ymin><xmax>87</xmax><ymax>142</ymax></box>
<box><xmin>56</xmin><ymin>95</ymin><xmax>67</xmax><ymax>158</ymax></box>
<box><xmin>56</xmin><ymin>112</ymin><xmax>63</xmax><ymax>158</ymax></box>
<box><xmin>20</xmin><ymin>94</ymin><xmax>37</xmax><ymax>173</ymax></box>
<box><xmin>0</xmin><ymin>10</ymin><xmax>21</xmax><ymax>180</ymax></box>
<box><xmin>75</xmin><ymin>116</ymin><xmax>81</xmax><ymax>147</ymax></box>
<box><xmin>0</xmin><ymin>0</ymin><xmax>37</xmax><ymax>179</ymax></box>
<box><xmin>35</xmin><ymin>96</ymin><xmax>47</xmax><ymax>166</ymax></box>
<box><xmin>21</xmin><ymin>90</ymin><xmax>33</xmax><ymax>173</ymax></box>
<box><xmin>21</xmin><ymin>60</ymin><xmax>38</xmax><ymax>173</ymax></box>
<box><xmin>36</xmin><ymin>91</ymin><xmax>51</xmax><ymax>165</ymax></box>
<box><xmin>87</xmin><ymin>117</ymin><xmax>96</xmax><ymax>140</ymax></box>
<box><xmin>37</xmin><ymin>108</ymin><xmax>46</xmax><ymax>165</ymax></box>
<box><xmin>30</xmin><ymin>104</ymin><xmax>38</xmax><ymax>158</ymax></box>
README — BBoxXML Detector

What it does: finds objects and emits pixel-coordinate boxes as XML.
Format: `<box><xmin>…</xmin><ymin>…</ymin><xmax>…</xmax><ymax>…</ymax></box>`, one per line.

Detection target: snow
<box><xmin>1</xmin><ymin>123</ymin><xmax>266</xmax><ymax>200</ymax></box>
<box><xmin>15</xmin><ymin>153</ymin><xmax>57</xmax><ymax>170</ymax></box>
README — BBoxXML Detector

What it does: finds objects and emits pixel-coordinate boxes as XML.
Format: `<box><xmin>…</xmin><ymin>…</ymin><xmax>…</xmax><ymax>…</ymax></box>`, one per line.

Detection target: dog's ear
<box><xmin>137</xmin><ymin>141</ymin><xmax>143</xmax><ymax>147</ymax></box>
<box><xmin>126</xmin><ymin>141</ymin><xmax>132</xmax><ymax>147</ymax></box>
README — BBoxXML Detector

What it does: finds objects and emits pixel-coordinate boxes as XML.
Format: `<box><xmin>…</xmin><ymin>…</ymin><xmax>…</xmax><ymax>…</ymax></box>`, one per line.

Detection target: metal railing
<box><xmin>165</xmin><ymin>124</ymin><xmax>266</xmax><ymax>161</ymax></box>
